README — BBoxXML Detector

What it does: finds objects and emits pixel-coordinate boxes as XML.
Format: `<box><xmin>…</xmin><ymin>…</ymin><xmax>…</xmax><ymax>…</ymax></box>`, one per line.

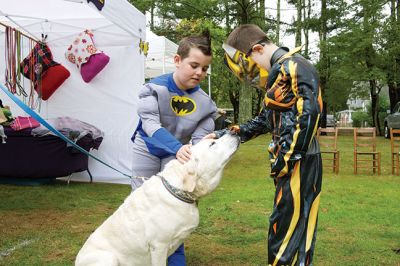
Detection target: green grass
<box><xmin>0</xmin><ymin>134</ymin><xmax>399</xmax><ymax>265</ymax></box>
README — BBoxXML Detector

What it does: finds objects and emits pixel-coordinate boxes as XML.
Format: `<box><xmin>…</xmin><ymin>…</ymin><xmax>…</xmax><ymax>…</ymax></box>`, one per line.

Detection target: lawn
<box><xmin>0</xmin><ymin>134</ymin><xmax>399</xmax><ymax>265</ymax></box>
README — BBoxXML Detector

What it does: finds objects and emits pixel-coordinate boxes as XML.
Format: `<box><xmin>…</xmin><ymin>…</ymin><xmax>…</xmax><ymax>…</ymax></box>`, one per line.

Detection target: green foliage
<box><xmin>352</xmin><ymin>111</ymin><xmax>371</xmax><ymax>127</ymax></box>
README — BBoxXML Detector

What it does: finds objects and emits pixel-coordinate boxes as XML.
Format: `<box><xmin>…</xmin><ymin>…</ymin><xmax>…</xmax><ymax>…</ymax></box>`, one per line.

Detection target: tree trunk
<box><xmin>239</xmin><ymin>83</ymin><xmax>253</xmax><ymax>123</ymax></box>
<box><xmin>363</xmin><ymin>2</ymin><xmax>381</xmax><ymax>134</ymax></box>
<box><xmin>276</xmin><ymin>0</ymin><xmax>281</xmax><ymax>44</ymax></box>
<box><xmin>388</xmin><ymin>81</ymin><xmax>398</xmax><ymax>111</ymax></box>
<box><xmin>229</xmin><ymin>90</ymin><xmax>240</xmax><ymax>124</ymax></box>
<box><xmin>150</xmin><ymin>3</ymin><xmax>155</xmax><ymax>30</ymax></box>
<box><xmin>259</xmin><ymin>0</ymin><xmax>266</xmax><ymax>29</ymax></box>
<box><xmin>224</xmin><ymin>0</ymin><xmax>231</xmax><ymax>36</ymax></box>
<box><xmin>370</xmin><ymin>79</ymin><xmax>381</xmax><ymax>134</ymax></box>
<box><xmin>295</xmin><ymin>0</ymin><xmax>302</xmax><ymax>47</ymax></box>
<box><xmin>234</xmin><ymin>0</ymin><xmax>255</xmax><ymax>123</ymax></box>
<box><xmin>319</xmin><ymin>0</ymin><xmax>328</xmax><ymax>127</ymax></box>
<box><xmin>303</xmin><ymin>0</ymin><xmax>311</xmax><ymax>57</ymax></box>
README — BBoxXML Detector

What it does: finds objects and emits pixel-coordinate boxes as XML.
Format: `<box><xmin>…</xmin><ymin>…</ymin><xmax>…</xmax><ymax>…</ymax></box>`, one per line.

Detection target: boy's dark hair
<box><xmin>226</xmin><ymin>24</ymin><xmax>271</xmax><ymax>54</ymax></box>
<box><xmin>177</xmin><ymin>29</ymin><xmax>212</xmax><ymax>59</ymax></box>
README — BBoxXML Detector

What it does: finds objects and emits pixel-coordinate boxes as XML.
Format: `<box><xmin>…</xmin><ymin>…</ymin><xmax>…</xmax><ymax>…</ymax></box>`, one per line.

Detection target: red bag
<box><xmin>36</xmin><ymin>65</ymin><xmax>70</xmax><ymax>100</ymax></box>
<box><xmin>20</xmin><ymin>43</ymin><xmax>70</xmax><ymax>100</ymax></box>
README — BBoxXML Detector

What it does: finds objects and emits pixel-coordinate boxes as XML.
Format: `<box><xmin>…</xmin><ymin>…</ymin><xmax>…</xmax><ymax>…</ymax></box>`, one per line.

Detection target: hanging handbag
<box><xmin>20</xmin><ymin>43</ymin><xmax>70</xmax><ymax>100</ymax></box>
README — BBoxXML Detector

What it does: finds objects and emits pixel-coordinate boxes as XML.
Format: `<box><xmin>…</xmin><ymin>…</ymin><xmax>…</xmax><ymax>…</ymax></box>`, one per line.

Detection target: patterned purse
<box><xmin>20</xmin><ymin>43</ymin><xmax>70</xmax><ymax>100</ymax></box>
<box><xmin>65</xmin><ymin>30</ymin><xmax>109</xmax><ymax>83</ymax></box>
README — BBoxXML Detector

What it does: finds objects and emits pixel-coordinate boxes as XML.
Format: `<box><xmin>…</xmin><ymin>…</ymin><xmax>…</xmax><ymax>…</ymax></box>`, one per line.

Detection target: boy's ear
<box><xmin>174</xmin><ymin>54</ymin><xmax>181</xmax><ymax>65</ymax></box>
<box><xmin>252</xmin><ymin>44</ymin><xmax>264</xmax><ymax>54</ymax></box>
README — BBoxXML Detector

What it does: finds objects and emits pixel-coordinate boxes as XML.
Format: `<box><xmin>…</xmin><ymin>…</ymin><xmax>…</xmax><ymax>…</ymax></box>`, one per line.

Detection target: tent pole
<box><xmin>162</xmin><ymin>37</ymin><xmax>166</xmax><ymax>74</ymax></box>
<box><xmin>0</xmin><ymin>21</ymin><xmax>40</xmax><ymax>43</ymax></box>
<box><xmin>208</xmin><ymin>74</ymin><xmax>211</xmax><ymax>97</ymax></box>
<box><xmin>207</xmin><ymin>64</ymin><xmax>211</xmax><ymax>97</ymax></box>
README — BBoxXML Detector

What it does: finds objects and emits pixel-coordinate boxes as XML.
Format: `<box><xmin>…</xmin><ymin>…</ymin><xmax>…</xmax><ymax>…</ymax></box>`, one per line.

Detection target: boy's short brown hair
<box><xmin>177</xmin><ymin>30</ymin><xmax>212</xmax><ymax>59</ymax></box>
<box><xmin>226</xmin><ymin>24</ymin><xmax>271</xmax><ymax>54</ymax></box>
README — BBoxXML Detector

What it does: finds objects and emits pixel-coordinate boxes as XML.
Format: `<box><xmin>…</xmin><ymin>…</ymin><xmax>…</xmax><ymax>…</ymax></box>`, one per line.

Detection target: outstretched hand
<box><xmin>176</xmin><ymin>144</ymin><xmax>192</xmax><ymax>164</ymax></box>
<box><xmin>202</xmin><ymin>133</ymin><xmax>217</xmax><ymax>139</ymax></box>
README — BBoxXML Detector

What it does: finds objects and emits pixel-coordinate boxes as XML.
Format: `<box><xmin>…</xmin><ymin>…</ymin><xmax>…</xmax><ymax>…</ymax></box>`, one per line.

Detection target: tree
<box><xmin>382</xmin><ymin>0</ymin><xmax>400</xmax><ymax>111</ymax></box>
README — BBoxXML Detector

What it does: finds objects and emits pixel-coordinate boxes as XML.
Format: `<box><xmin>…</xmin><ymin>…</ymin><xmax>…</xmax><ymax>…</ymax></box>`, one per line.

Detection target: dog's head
<box><xmin>165</xmin><ymin>133</ymin><xmax>240</xmax><ymax>198</ymax></box>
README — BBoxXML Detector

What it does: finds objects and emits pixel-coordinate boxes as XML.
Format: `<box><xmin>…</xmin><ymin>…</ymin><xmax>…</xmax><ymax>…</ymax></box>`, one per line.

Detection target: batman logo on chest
<box><xmin>170</xmin><ymin>96</ymin><xmax>196</xmax><ymax>116</ymax></box>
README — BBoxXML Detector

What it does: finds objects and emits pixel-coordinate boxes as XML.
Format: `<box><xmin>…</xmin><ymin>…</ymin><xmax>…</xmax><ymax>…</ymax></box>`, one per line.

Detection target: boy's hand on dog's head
<box><xmin>176</xmin><ymin>144</ymin><xmax>192</xmax><ymax>164</ymax></box>
<box><xmin>202</xmin><ymin>133</ymin><xmax>217</xmax><ymax>139</ymax></box>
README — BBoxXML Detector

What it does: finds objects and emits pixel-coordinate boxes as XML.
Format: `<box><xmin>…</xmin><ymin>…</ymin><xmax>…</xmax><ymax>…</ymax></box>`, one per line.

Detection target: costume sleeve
<box><xmin>237</xmin><ymin>105</ymin><xmax>272</xmax><ymax>142</ymax></box>
<box><xmin>190</xmin><ymin>99</ymin><xmax>217</xmax><ymax>145</ymax></box>
<box><xmin>191</xmin><ymin>116</ymin><xmax>216</xmax><ymax>145</ymax></box>
<box><xmin>138</xmin><ymin>85</ymin><xmax>182</xmax><ymax>155</ymax></box>
<box><xmin>271</xmin><ymin>59</ymin><xmax>321</xmax><ymax>178</ymax></box>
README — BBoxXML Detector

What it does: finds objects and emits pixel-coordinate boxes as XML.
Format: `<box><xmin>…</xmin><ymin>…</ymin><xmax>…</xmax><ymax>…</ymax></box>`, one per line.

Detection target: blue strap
<box><xmin>0</xmin><ymin>83</ymin><xmax>131</xmax><ymax>178</ymax></box>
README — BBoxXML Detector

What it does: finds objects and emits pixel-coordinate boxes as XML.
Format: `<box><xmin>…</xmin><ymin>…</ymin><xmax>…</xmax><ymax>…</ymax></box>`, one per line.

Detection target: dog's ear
<box><xmin>182</xmin><ymin>158</ymin><xmax>198</xmax><ymax>192</ymax></box>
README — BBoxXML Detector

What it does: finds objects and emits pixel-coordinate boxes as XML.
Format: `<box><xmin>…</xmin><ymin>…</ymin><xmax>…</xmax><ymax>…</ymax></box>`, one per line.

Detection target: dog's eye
<box><xmin>209</xmin><ymin>141</ymin><xmax>216</xmax><ymax>147</ymax></box>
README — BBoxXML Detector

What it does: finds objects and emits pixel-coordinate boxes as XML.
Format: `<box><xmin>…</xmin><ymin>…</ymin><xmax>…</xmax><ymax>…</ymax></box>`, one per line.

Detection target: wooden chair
<box><xmin>390</xmin><ymin>128</ymin><xmax>400</xmax><ymax>175</ymax></box>
<box><xmin>353</xmin><ymin>127</ymin><xmax>381</xmax><ymax>175</ymax></box>
<box><xmin>317</xmin><ymin>127</ymin><xmax>340</xmax><ymax>174</ymax></box>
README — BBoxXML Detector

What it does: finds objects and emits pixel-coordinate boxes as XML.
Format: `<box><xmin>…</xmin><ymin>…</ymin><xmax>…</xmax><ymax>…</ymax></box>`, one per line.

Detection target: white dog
<box><xmin>75</xmin><ymin>133</ymin><xmax>239</xmax><ymax>266</ymax></box>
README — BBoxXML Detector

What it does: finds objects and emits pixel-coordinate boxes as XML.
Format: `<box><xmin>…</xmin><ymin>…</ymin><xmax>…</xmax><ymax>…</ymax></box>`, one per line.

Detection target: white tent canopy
<box><xmin>145</xmin><ymin>30</ymin><xmax>178</xmax><ymax>79</ymax></box>
<box><xmin>0</xmin><ymin>0</ymin><xmax>146</xmax><ymax>184</ymax></box>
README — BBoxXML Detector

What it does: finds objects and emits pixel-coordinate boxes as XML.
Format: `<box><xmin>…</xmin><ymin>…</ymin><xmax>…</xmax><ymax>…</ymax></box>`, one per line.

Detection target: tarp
<box><xmin>145</xmin><ymin>30</ymin><xmax>178</xmax><ymax>79</ymax></box>
<box><xmin>0</xmin><ymin>0</ymin><xmax>146</xmax><ymax>184</ymax></box>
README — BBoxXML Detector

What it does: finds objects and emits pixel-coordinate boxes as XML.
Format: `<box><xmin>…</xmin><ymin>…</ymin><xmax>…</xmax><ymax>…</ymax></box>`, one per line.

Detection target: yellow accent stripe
<box><xmin>276</xmin><ymin>60</ymin><xmax>301</xmax><ymax>177</ymax></box>
<box><xmin>296</xmin><ymin>97</ymin><xmax>304</xmax><ymax>119</ymax></box>
<box><xmin>310</xmin><ymin>114</ymin><xmax>320</xmax><ymax>148</ymax></box>
<box><xmin>273</xmin><ymin>162</ymin><xmax>301</xmax><ymax>266</ymax></box>
<box><xmin>277</xmin><ymin>97</ymin><xmax>302</xmax><ymax>178</ymax></box>
<box><xmin>291</xmin><ymin>252</ymin><xmax>298</xmax><ymax>266</ymax></box>
<box><xmin>289</xmin><ymin>61</ymin><xmax>298</xmax><ymax>97</ymax></box>
<box><xmin>278</xmin><ymin>46</ymin><xmax>303</xmax><ymax>63</ymax></box>
<box><xmin>269</xmin><ymin>65</ymin><xmax>286</xmax><ymax>91</ymax></box>
<box><xmin>264</xmin><ymin>97</ymin><xmax>297</xmax><ymax>109</ymax></box>
<box><xmin>306</xmin><ymin>193</ymin><xmax>321</xmax><ymax>251</ymax></box>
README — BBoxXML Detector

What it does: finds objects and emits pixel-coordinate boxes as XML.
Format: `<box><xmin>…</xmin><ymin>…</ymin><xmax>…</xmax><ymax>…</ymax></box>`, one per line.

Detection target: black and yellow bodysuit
<box><xmin>226</xmin><ymin>47</ymin><xmax>323</xmax><ymax>266</ymax></box>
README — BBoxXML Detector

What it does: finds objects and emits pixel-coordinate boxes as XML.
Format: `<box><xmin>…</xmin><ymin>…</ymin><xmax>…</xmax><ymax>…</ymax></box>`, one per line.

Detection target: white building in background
<box><xmin>336</xmin><ymin>97</ymin><xmax>370</xmax><ymax>127</ymax></box>
<box><xmin>336</xmin><ymin>109</ymin><xmax>354</xmax><ymax>127</ymax></box>
<box><xmin>346</xmin><ymin>98</ymin><xmax>369</xmax><ymax>112</ymax></box>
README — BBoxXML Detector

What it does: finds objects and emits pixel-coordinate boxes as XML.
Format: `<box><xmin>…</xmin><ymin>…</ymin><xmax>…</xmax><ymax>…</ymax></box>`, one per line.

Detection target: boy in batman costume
<box><xmin>130</xmin><ymin>32</ymin><xmax>216</xmax><ymax>265</ymax></box>
<box><xmin>207</xmin><ymin>24</ymin><xmax>323</xmax><ymax>266</ymax></box>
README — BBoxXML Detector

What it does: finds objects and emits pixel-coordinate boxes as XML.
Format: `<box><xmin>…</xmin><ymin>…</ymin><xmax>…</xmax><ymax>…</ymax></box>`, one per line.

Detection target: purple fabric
<box><xmin>0</xmin><ymin>127</ymin><xmax>102</xmax><ymax>178</ymax></box>
<box><xmin>31</xmin><ymin>116</ymin><xmax>104</xmax><ymax>145</ymax></box>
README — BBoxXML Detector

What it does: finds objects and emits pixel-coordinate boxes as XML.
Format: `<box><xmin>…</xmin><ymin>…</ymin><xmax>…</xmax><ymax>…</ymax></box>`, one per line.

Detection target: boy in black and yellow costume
<box><xmin>208</xmin><ymin>24</ymin><xmax>323</xmax><ymax>265</ymax></box>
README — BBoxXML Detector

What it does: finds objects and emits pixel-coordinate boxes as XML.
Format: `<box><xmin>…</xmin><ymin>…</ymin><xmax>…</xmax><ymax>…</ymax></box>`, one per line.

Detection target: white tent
<box><xmin>145</xmin><ymin>30</ymin><xmax>178</xmax><ymax>79</ymax></box>
<box><xmin>0</xmin><ymin>0</ymin><xmax>146</xmax><ymax>184</ymax></box>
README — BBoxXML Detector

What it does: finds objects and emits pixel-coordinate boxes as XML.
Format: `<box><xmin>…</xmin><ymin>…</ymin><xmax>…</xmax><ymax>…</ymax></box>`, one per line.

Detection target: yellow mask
<box><xmin>222</xmin><ymin>43</ymin><xmax>269</xmax><ymax>90</ymax></box>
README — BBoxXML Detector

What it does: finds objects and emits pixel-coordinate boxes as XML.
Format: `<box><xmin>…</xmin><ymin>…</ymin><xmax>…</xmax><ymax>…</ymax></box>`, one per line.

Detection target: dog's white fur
<box><xmin>75</xmin><ymin>134</ymin><xmax>239</xmax><ymax>266</ymax></box>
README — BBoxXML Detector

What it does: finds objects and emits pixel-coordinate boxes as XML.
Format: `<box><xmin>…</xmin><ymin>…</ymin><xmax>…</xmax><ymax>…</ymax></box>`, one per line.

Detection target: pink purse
<box><xmin>65</xmin><ymin>30</ymin><xmax>110</xmax><ymax>83</ymax></box>
<box><xmin>10</xmin><ymin>116</ymin><xmax>40</xmax><ymax>131</ymax></box>
<box><xmin>80</xmin><ymin>52</ymin><xmax>110</xmax><ymax>82</ymax></box>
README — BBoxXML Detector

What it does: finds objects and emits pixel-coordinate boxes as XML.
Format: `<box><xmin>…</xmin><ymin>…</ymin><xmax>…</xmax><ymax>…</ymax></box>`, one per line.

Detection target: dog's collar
<box><xmin>156</xmin><ymin>174</ymin><xmax>197</xmax><ymax>204</ymax></box>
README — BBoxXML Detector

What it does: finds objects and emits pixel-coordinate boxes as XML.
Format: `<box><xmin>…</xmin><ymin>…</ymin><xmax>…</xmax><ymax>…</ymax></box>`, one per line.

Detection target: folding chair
<box><xmin>317</xmin><ymin>127</ymin><xmax>340</xmax><ymax>174</ymax></box>
<box><xmin>353</xmin><ymin>127</ymin><xmax>381</xmax><ymax>175</ymax></box>
<box><xmin>390</xmin><ymin>128</ymin><xmax>400</xmax><ymax>175</ymax></box>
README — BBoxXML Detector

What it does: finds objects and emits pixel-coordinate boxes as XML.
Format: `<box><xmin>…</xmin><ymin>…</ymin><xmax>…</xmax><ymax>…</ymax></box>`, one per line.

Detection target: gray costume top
<box><xmin>131</xmin><ymin>73</ymin><xmax>217</xmax><ymax>159</ymax></box>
